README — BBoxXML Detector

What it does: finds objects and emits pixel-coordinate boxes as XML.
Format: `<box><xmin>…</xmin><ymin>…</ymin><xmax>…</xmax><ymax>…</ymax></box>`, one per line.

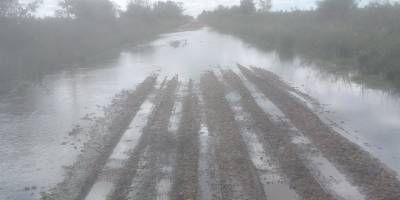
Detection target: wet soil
<box><xmin>222</xmin><ymin>70</ymin><xmax>335</xmax><ymax>200</ymax></box>
<box><xmin>171</xmin><ymin>81</ymin><xmax>201</xmax><ymax>200</ymax></box>
<box><xmin>42</xmin><ymin>75</ymin><xmax>158</xmax><ymax>200</ymax></box>
<box><xmin>241</xmin><ymin>65</ymin><xmax>400</xmax><ymax>200</ymax></box>
<box><xmin>200</xmin><ymin>72</ymin><xmax>267</xmax><ymax>200</ymax></box>
<box><xmin>41</xmin><ymin>66</ymin><xmax>400</xmax><ymax>200</ymax></box>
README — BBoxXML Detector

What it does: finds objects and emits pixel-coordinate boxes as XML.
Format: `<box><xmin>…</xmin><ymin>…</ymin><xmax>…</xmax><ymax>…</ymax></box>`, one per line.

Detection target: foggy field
<box><xmin>37</xmin><ymin>67</ymin><xmax>400</xmax><ymax>200</ymax></box>
<box><xmin>200</xmin><ymin>0</ymin><xmax>400</xmax><ymax>90</ymax></box>
<box><xmin>2</xmin><ymin>0</ymin><xmax>400</xmax><ymax>200</ymax></box>
<box><xmin>0</xmin><ymin>0</ymin><xmax>190</xmax><ymax>93</ymax></box>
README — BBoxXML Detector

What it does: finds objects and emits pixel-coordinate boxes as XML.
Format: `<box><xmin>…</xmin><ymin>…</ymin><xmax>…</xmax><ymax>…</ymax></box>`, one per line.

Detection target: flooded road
<box><xmin>1</xmin><ymin>28</ymin><xmax>400</xmax><ymax>200</ymax></box>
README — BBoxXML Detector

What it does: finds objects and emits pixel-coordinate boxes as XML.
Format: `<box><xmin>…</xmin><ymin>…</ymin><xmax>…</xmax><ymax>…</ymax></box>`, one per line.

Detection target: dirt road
<box><xmin>42</xmin><ymin>66</ymin><xmax>400</xmax><ymax>200</ymax></box>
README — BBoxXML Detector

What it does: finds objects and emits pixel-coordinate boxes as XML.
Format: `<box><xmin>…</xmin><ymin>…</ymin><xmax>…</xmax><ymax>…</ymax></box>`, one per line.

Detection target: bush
<box><xmin>0</xmin><ymin>0</ymin><xmax>189</xmax><ymax>92</ymax></box>
<box><xmin>199</xmin><ymin>1</ymin><xmax>400</xmax><ymax>88</ymax></box>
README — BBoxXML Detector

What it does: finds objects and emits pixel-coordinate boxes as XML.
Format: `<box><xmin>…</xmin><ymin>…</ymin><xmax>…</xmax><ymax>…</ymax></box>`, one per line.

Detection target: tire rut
<box><xmin>221</xmin><ymin>72</ymin><xmax>300</xmax><ymax>200</ymax></box>
<box><xmin>84</xmin><ymin>79</ymin><xmax>162</xmax><ymax>200</ymax></box>
<box><xmin>222</xmin><ymin>70</ymin><xmax>334</xmax><ymax>200</ymax></box>
<box><xmin>200</xmin><ymin>72</ymin><xmax>267</xmax><ymax>200</ymax></box>
<box><xmin>227</xmin><ymin>69</ymin><xmax>366</xmax><ymax>200</ymax></box>
<box><xmin>171</xmin><ymin>81</ymin><xmax>201</xmax><ymax>200</ymax></box>
<box><xmin>107</xmin><ymin>77</ymin><xmax>179</xmax><ymax>200</ymax></box>
<box><xmin>42</xmin><ymin>75</ymin><xmax>158</xmax><ymax>200</ymax></box>
<box><xmin>241</xmin><ymin>65</ymin><xmax>400</xmax><ymax>200</ymax></box>
<box><xmin>197</xmin><ymin>85</ymin><xmax>222</xmax><ymax>200</ymax></box>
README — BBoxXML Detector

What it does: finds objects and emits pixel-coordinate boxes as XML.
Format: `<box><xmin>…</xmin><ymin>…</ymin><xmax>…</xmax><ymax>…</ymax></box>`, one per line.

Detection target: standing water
<box><xmin>1</xmin><ymin>28</ymin><xmax>400</xmax><ymax>199</ymax></box>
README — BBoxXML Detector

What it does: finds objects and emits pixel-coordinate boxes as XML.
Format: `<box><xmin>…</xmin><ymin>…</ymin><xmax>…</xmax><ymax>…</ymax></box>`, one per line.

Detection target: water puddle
<box><xmin>85</xmin><ymin>92</ymin><xmax>156</xmax><ymax>200</ymax></box>
<box><xmin>155</xmin><ymin>86</ymin><xmax>185</xmax><ymax>200</ymax></box>
<box><xmin>3</xmin><ymin>27</ymin><xmax>400</xmax><ymax>199</ymax></box>
<box><xmin>239</xmin><ymin>73</ymin><xmax>365</xmax><ymax>200</ymax></box>
<box><xmin>224</xmin><ymin>88</ymin><xmax>299</xmax><ymax>200</ymax></box>
<box><xmin>156</xmin><ymin>165</ymin><xmax>174</xmax><ymax>200</ymax></box>
<box><xmin>197</xmin><ymin>90</ymin><xmax>222</xmax><ymax>200</ymax></box>
<box><xmin>288</xmin><ymin>91</ymin><xmax>315</xmax><ymax>109</ymax></box>
<box><xmin>167</xmin><ymin>85</ymin><xmax>185</xmax><ymax>134</ymax></box>
<box><xmin>85</xmin><ymin>182</ymin><xmax>114</xmax><ymax>200</ymax></box>
<box><xmin>126</xmin><ymin>147</ymin><xmax>152</xmax><ymax>200</ymax></box>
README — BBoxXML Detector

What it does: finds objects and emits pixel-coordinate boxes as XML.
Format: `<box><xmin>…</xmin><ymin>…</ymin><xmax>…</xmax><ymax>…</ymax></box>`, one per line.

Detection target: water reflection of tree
<box><xmin>199</xmin><ymin>0</ymin><xmax>400</xmax><ymax>91</ymax></box>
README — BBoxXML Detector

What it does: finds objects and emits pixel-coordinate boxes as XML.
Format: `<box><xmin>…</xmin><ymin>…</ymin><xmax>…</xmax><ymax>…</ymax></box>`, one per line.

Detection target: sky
<box><xmin>25</xmin><ymin>0</ymin><xmax>319</xmax><ymax>17</ymax></box>
<box><xmin>24</xmin><ymin>0</ymin><xmax>398</xmax><ymax>17</ymax></box>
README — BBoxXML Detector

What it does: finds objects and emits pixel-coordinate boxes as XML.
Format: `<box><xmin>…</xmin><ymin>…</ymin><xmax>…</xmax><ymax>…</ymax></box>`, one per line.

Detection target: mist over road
<box><xmin>2</xmin><ymin>28</ymin><xmax>400</xmax><ymax>200</ymax></box>
<box><xmin>42</xmin><ymin>66</ymin><xmax>400</xmax><ymax>200</ymax></box>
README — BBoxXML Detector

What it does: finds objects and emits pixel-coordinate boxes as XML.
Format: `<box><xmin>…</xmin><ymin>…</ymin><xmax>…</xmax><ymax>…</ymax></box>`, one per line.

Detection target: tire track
<box><xmin>168</xmin><ymin>83</ymin><xmax>185</xmax><ymax>135</ymax></box>
<box><xmin>42</xmin><ymin>75</ymin><xmax>157</xmax><ymax>200</ymax></box>
<box><xmin>241</xmin><ymin>65</ymin><xmax>400</xmax><ymax>199</ymax></box>
<box><xmin>125</xmin><ymin>146</ymin><xmax>152</xmax><ymax>200</ymax></box>
<box><xmin>222</xmin><ymin>70</ymin><xmax>333</xmax><ymax>200</ymax></box>
<box><xmin>107</xmin><ymin>77</ymin><xmax>179</xmax><ymax>200</ymax></box>
<box><xmin>200</xmin><ymin>72</ymin><xmax>266</xmax><ymax>200</ymax></box>
<box><xmin>197</xmin><ymin>84</ymin><xmax>222</xmax><ymax>200</ymax></box>
<box><xmin>156</xmin><ymin>81</ymin><xmax>187</xmax><ymax>200</ymax></box>
<box><xmin>227</xmin><ymin>69</ymin><xmax>365</xmax><ymax>200</ymax></box>
<box><xmin>171</xmin><ymin>81</ymin><xmax>201</xmax><ymax>200</ymax></box>
<box><xmin>221</xmin><ymin>74</ymin><xmax>300</xmax><ymax>200</ymax></box>
<box><xmin>237</xmin><ymin>69</ymin><xmax>365</xmax><ymax>200</ymax></box>
<box><xmin>84</xmin><ymin>84</ymin><xmax>158</xmax><ymax>200</ymax></box>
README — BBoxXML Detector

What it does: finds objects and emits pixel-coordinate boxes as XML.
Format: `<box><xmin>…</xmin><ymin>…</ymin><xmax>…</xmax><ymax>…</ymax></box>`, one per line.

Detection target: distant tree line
<box><xmin>0</xmin><ymin>0</ymin><xmax>189</xmax><ymax>93</ymax></box>
<box><xmin>199</xmin><ymin>0</ymin><xmax>400</xmax><ymax>88</ymax></box>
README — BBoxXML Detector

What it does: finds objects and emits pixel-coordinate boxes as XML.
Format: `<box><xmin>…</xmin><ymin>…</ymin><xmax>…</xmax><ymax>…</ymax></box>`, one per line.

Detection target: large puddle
<box><xmin>1</xmin><ymin>28</ymin><xmax>400</xmax><ymax>199</ymax></box>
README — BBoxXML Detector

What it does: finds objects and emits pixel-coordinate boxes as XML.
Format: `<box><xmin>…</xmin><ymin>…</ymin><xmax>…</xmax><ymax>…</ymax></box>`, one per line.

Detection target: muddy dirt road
<box><xmin>42</xmin><ymin>65</ymin><xmax>400</xmax><ymax>200</ymax></box>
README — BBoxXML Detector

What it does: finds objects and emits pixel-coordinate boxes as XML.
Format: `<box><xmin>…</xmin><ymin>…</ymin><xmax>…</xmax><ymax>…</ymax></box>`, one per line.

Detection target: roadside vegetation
<box><xmin>0</xmin><ymin>0</ymin><xmax>189</xmax><ymax>93</ymax></box>
<box><xmin>199</xmin><ymin>0</ymin><xmax>400</xmax><ymax>88</ymax></box>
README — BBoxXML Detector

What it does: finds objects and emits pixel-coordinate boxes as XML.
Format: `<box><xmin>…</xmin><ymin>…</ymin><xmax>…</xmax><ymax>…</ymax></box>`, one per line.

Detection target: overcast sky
<box><xmin>24</xmin><ymin>0</ymin><xmax>318</xmax><ymax>16</ymax></box>
<box><xmin>25</xmin><ymin>0</ymin><xmax>397</xmax><ymax>17</ymax></box>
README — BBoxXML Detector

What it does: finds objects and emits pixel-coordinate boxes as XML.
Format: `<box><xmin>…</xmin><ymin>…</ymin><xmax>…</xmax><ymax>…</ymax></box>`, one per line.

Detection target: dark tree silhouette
<box><xmin>0</xmin><ymin>0</ymin><xmax>188</xmax><ymax>93</ymax></box>
<box><xmin>60</xmin><ymin>0</ymin><xmax>116</xmax><ymax>22</ymax></box>
<box><xmin>240</xmin><ymin>0</ymin><xmax>256</xmax><ymax>14</ymax></box>
<box><xmin>317</xmin><ymin>0</ymin><xmax>358</xmax><ymax>19</ymax></box>
<box><xmin>200</xmin><ymin>1</ymin><xmax>400</xmax><ymax>88</ymax></box>
<box><xmin>258</xmin><ymin>0</ymin><xmax>272</xmax><ymax>12</ymax></box>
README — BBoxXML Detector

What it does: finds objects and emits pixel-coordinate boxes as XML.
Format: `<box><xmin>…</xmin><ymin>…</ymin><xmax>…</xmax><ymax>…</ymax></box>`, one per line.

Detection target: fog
<box><xmin>0</xmin><ymin>0</ymin><xmax>190</xmax><ymax>93</ymax></box>
<box><xmin>2</xmin><ymin>0</ymin><xmax>400</xmax><ymax>200</ymax></box>
<box><xmin>200</xmin><ymin>0</ymin><xmax>400</xmax><ymax>88</ymax></box>
<box><xmin>26</xmin><ymin>0</ymin><xmax>317</xmax><ymax>16</ymax></box>
<box><xmin>24</xmin><ymin>0</ymin><xmax>400</xmax><ymax>17</ymax></box>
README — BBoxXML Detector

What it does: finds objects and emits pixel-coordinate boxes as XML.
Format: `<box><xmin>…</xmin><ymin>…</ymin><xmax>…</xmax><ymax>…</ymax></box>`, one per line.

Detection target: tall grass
<box><xmin>0</xmin><ymin>0</ymin><xmax>190</xmax><ymax>93</ymax></box>
<box><xmin>199</xmin><ymin>0</ymin><xmax>400</xmax><ymax>88</ymax></box>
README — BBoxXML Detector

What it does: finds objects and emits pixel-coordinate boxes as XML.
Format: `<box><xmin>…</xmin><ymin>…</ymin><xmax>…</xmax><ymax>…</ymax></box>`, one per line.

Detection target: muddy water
<box><xmin>238</xmin><ymin>75</ymin><xmax>364</xmax><ymax>200</ymax></box>
<box><xmin>224</xmin><ymin>89</ymin><xmax>300</xmax><ymax>200</ymax></box>
<box><xmin>1</xmin><ymin>28</ymin><xmax>400</xmax><ymax>199</ymax></box>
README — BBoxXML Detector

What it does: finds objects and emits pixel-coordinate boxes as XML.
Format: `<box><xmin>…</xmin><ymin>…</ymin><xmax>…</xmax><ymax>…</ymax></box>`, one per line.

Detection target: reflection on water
<box><xmin>1</xmin><ymin>28</ymin><xmax>400</xmax><ymax>199</ymax></box>
<box><xmin>0</xmin><ymin>56</ymin><xmax>156</xmax><ymax>199</ymax></box>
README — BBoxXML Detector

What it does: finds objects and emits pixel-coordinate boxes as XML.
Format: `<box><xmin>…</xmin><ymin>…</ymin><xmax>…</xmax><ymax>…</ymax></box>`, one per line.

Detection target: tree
<box><xmin>240</xmin><ymin>0</ymin><xmax>256</xmax><ymax>14</ymax></box>
<box><xmin>153</xmin><ymin>1</ymin><xmax>184</xmax><ymax>18</ymax></box>
<box><xmin>317</xmin><ymin>0</ymin><xmax>358</xmax><ymax>19</ymax></box>
<box><xmin>122</xmin><ymin>0</ymin><xmax>152</xmax><ymax>19</ymax></box>
<box><xmin>0</xmin><ymin>0</ymin><xmax>19</xmax><ymax>17</ymax></box>
<box><xmin>59</xmin><ymin>0</ymin><xmax>116</xmax><ymax>22</ymax></box>
<box><xmin>0</xmin><ymin>0</ymin><xmax>41</xmax><ymax>18</ymax></box>
<box><xmin>258</xmin><ymin>0</ymin><xmax>272</xmax><ymax>12</ymax></box>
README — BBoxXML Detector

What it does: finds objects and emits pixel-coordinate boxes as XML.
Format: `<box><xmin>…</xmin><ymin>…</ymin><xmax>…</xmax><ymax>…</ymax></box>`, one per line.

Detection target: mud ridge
<box><xmin>196</xmin><ymin>85</ymin><xmax>222</xmax><ymax>200</ymax></box>
<box><xmin>171</xmin><ymin>81</ymin><xmax>201</xmax><ymax>200</ymax></box>
<box><xmin>108</xmin><ymin>76</ymin><xmax>179</xmax><ymax>200</ymax></box>
<box><xmin>41</xmin><ymin>75</ymin><xmax>158</xmax><ymax>200</ymax></box>
<box><xmin>221</xmin><ymin>73</ymin><xmax>302</xmax><ymax>200</ymax></box>
<box><xmin>222</xmin><ymin>70</ymin><xmax>334</xmax><ymax>200</ymax></box>
<box><xmin>200</xmin><ymin>72</ymin><xmax>266</xmax><ymax>200</ymax></box>
<box><xmin>241</xmin><ymin>65</ymin><xmax>400</xmax><ymax>200</ymax></box>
